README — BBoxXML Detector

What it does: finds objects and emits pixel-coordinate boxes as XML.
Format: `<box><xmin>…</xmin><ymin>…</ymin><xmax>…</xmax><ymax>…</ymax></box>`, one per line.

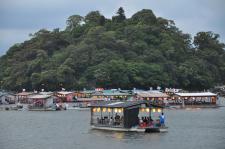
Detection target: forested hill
<box><xmin>0</xmin><ymin>8</ymin><xmax>225</xmax><ymax>91</ymax></box>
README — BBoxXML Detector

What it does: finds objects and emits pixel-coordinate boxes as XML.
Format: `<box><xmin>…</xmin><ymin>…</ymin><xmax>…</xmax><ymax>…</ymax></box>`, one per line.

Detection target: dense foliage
<box><xmin>0</xmin><ymin>8</ymin><xmax>225</xmax><ymax>91</ymax></box>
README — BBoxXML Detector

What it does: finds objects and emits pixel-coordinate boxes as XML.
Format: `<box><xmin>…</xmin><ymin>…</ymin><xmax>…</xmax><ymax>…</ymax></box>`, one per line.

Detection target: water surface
<box><xmin>1</xmin><ymin>100</ymin><xmax>225</xmax><ymax>149</ymax></box>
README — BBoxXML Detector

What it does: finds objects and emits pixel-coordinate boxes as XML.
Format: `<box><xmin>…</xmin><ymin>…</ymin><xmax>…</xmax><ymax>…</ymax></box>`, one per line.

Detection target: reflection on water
<box><xmin>0</xmin><ymin>98</ymin><xmax>225</xmax><ymax>149</ymax></box>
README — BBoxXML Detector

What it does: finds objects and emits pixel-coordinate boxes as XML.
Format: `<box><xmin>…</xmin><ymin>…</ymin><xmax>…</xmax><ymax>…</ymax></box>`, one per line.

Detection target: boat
<box><xmin>65</xmin><ymin>103</ymin><xmax>90</xmax><ymax>111</ymax></box>
<box><xmin>89</xmin><ymin>100</ymin><xmax>168</xmax><ymax>133</ymax></box>
<box><xmin>28</xmin><ymin>108</ymin><xmax>56</xmax><ymax>111</ymax></box>
<box><xmin>28</xmin><ymin>104</ymin><xmax>57</xmax><ymax>111</ymax></box>
<box><xmin>66</xmin><ymin>106</ymin><xmax>90</xmax><ymax>111</ymax></box>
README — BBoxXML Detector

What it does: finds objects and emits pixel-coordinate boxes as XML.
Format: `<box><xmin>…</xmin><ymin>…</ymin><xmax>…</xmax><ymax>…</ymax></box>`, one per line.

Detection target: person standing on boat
<box><xmin>159</xmin><ymin>112</ymin><xmax>165</xmax><ymax>127</ymax></box>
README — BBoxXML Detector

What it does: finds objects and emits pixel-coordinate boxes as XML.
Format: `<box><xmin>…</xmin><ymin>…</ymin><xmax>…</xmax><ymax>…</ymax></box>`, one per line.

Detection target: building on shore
<box><xmin>74</xmin><ymin>90</ymin><xmax>96</xmax><ymax>98</ymax></box>
<box><xmin>16</xmin><ymin>92</ymin><xmax>34</xmax><ymax>104</ymax></box>
<box><xmin>164</xmin><ymin>88</ymin><xmax>182</xmax><ymax>95</ymax></box>
<box><xmin>28</xmin><ymin>94</ymin><xmax>55</xmax><ymax>108</ymax></box>
<box><xmin>135</xmin><ymin>90</ymin><xmax>169</xmax><ymax>105</ymax></box>
<box><xmin>91</xmin><ymin>89</ymin><xmax>133</xmax><ymax>101</ymax></box>
<box><xmin>212</xmin><ymin>85</ymin><xmax>225</xmax><ymax>96</ymax></box>
<box><xmin>0</xmin><ymin>92</ymin><xmax>16</xmax><ymax>104</ymax></box>
<box><xmin>55</xmin><ymin>91</ymin><xmax>74</xmax><ymax>102</ymax></box>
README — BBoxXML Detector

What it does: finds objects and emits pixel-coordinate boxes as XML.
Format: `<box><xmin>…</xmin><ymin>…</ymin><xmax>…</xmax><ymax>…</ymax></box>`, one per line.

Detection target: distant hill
<box><xmin>0</xmin><ymin>7</ymin><xmax>225</xmax><ymax>91</ymax></box>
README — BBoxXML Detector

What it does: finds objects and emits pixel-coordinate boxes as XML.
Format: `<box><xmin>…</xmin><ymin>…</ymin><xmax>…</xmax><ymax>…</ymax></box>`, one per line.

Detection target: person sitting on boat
<box><xmin>115</xmin><ymin>113</ymin><xmax>120</xmax><ymax>125</ymax></box>
<box><xmin>144</xmin><ymin>117</ymin><xmax>149</xmax><ymax>127</ymax></box>
<box><xmin>139</xmin><ymin>117</ymin><xmax>143</xmax><ymax>124</ymax></box>
<box><xmin>97</xmin><ymin>117</ymin><xmax>100</xmax><ymax>124</ymax></box>
<box><xmin>120</xmin><ymin>116</ymin><xmax>124</xmax><ymax>125</ymax></box>
<box><xmin>148</xmin><ymin>116</ymin><xmax>153</xmax><ymax>126</ymax></box>
<box><xmin>159</xmin><ymin>112</ymin><xmax>165</xmax><ymax>127</ymax></box>
<box><xmin>109</xmin><ymin>117</ymin><xmax>113</xmax><ymax>125</ymax></box>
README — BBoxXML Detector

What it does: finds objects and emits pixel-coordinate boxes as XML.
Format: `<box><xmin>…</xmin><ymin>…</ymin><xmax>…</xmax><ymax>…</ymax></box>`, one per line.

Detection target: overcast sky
<box><xmin>1</xmin><ymin>0</ymin><xmax>225</xmax><ymax>55</ymax></box>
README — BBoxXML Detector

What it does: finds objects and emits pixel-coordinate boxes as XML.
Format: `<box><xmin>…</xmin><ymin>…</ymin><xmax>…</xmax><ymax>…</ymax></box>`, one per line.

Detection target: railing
<box><xmin>92</xmin><ymin>118</ymin><xmax>124</xmax><ymax>127</ymax></box>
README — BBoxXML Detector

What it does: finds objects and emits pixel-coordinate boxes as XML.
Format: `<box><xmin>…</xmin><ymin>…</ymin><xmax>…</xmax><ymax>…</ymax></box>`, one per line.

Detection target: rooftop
<box><xmin>92</xmin><ymin>90</ymin><xmax>132</xmax><ymax>96</ymax></box>
<box><xmin>90</xmin><ymin>100</ymin><xmax>162</xmax><ymax>108</ymax></box>
<box><xmin>136</xmin><ymin>91</ymin><xmax>169</xmax><ymax>98</ymax></box>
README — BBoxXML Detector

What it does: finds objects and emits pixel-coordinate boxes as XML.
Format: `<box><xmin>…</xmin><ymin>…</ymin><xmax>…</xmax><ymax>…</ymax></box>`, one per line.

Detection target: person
<box><xmin>149</xmin><ymin>116</ymin><xmax>153</xmax><ymax>122</ymax></box>
<box><xmin>139</xmin><ymin>117</ymin><xmax>143</xmax><ymax>124</ymax></box>
<box><xmin>159</xmin><ymin>112</ymin><xmax>165</xmax><ymax>127</ymax></box>
<box><xmin>143</xmin><ymin>117</ymin><xmax>147</xmax><ymax>126</ymax></box>
<box><xmin>139</xmin><ymin>117</ymin><xmax>144</xmax><ymax>127</ymax></box>
<box><xmin>97</xmin><ymin>117</ymin><xmax>100</xmax><ymax>124</ymax></box>
<box><xmin>115</xmin><ymin>113</ymin><xmax>120</xmax><ymax>125</ymax></box>
<box><xmin>109</xmin><ymin>117</ymin><xmax>113</xmax><ymax>125</ymax></box>
<box><xmin>149</xmin><ymin>116</ymin><xmax>154</xmax><ymax>126</ymax></box>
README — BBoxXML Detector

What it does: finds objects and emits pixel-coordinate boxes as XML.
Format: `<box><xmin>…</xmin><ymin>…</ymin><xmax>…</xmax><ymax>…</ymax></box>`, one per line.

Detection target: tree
<box><xmin>0</xmin><ymin>8</ymin><xmax>225</xmax><ymax>91</ymax></box>
<box><xmin>131</xmin><ymin>9</ymin><xmax>157</xmax><ymax>25</ymax></box>
<box><xmin>66</xmin><ymin>15</ymin><xmax>84</xmax><ymax>31</ymax></box>
<box><xmin>112</xmin><ymin>7</ymin><xmax>126</xmax><ymax>23</ymax></box>
<box><xmin>84</xmin><ymin>11</ymin><xmax>105</xmax><ymax>26</ymax></box>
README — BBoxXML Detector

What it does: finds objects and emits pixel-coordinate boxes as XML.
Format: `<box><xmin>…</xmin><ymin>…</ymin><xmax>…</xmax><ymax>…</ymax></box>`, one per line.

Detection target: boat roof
<box><xmin>90</xmin><ymin>100</ymin><xmax>162</xmax><ymax>108</ymax></box>
<box><xmin>57</xmin><ymin>91</ymin><xmax>74</xmax><ymax>95</ymax></box>
<box><xmin>175</xmin><ymin>92</ymin><xmax>217</xmax><ymax>97</ymax></box>
<box><xmin>39</xmin><ymin>91</ymin><xmax>53</xmax><ymax>95</ymax></box>
<box><xmin>29</xmin><ymin>94</ymin><xmax>52</xmax><ymax>99</ymax></box>
<box><xmin>16</xmin><ymin>92</ymin><xmax>33</xmax><ymax>96</ymax></box>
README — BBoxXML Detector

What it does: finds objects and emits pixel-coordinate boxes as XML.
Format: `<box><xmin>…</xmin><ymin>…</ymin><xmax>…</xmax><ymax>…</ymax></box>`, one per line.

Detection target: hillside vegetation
<box><xmin>0</xmin><ymin>8</ymin><xmax>225</xmax><ymax>91</ymax></box>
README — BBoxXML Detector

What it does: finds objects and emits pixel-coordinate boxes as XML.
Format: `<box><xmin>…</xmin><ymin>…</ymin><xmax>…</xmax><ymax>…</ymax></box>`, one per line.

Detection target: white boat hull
<box><xmin>91</xmin><ymin>125</ymin><xmax>168</xmax><ymax>133</ymax></box>
<box><xmin>67</xmin><ymin>107</ymin><xmax>90</xmax><ymax>111</ymax></box>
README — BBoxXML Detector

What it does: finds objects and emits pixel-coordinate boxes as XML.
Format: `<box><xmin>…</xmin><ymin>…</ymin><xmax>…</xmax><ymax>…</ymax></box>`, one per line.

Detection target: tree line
<box><xmin>0</xmin><ymin>7</ymin><xmax>225</xmax><ymax>91</ymax></box>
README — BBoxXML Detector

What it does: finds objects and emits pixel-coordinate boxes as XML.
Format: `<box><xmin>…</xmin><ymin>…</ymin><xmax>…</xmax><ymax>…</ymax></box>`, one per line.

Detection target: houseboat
<box><xmin>28</xmin><ymin>94</ymin><xmax>56</xmax><ymax>111</ymax></box>
<box><xmin>55</xmin><ymin>91</ymin><xmax>74</xmax><ymax>102</ymax></box>
<box><xmin>91</xmin><ymin>89</ymin><xmax>133</xmax><ymax>101</ymax></box>
<box><xmin>135</xmin><ymin>90</ymin><xmax>169</xmax><ymax>106</ymax></box>
<box><xmin>90</xmin><ymin>100</ymin><xmax>168</xmax><ymax>133</ymax></box>
<box><xmin>169</xmin><ymin>92</ymin><xmax>218</xmax><ymax>108</ymax></box>
<box><xmin>16</xmin><ymin>91</ymin><xmax>34</xmax><ymax>104</ymax></box>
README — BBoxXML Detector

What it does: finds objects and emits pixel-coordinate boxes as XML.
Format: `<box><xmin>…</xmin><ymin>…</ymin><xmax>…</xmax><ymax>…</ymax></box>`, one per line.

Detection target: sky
<box><xmin>0</xmin><ymin>0</ymin><xmax>225</xmax><ymax>55</ymax></box>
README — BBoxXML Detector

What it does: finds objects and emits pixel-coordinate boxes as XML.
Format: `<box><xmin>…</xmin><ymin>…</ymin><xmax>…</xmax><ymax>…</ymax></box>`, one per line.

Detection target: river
<box><xmin>0</xmin><ymin>99</ymin><xmax>225</xmax><ymax>149</ymax></box>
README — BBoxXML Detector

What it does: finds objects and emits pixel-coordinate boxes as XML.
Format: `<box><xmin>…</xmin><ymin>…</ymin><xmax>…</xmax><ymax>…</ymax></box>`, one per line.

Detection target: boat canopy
<box><xmin>175</xmin><ymin>92</ymin><xmax>217</xmax><ymax>97</ymax></box>
<box><xmin>89</xmin><ymin>100</ymin><xmax>163</xmax><ymax>109</ymax></box>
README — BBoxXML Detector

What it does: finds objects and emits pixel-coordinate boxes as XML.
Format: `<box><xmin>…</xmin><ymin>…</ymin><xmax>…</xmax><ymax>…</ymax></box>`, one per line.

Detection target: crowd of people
<box><xmin>95</xmin><ymin>112</ymin><xmax>165</xmax><ymax>128</ymax></box>
<box><xmin>96</xmin><ymin>113</ymin><xmax>123</xmax><ymax>126</ymax></box>
<box><xmin>139</xmin><ymin>113</ymin><xmax>165</xmax><ymax>128</ymax></box>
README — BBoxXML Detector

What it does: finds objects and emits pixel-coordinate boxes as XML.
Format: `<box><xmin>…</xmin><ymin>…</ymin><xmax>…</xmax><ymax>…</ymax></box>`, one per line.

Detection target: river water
<box><xmin>1</xmin><ymin>99</ymin><xmax>225</xmax><ymax>149</ymax></box>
